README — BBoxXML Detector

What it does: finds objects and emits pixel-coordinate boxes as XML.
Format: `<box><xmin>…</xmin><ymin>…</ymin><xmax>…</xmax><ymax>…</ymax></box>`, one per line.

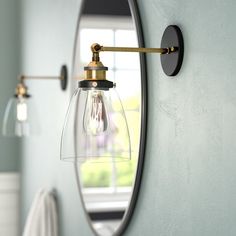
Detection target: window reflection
<box><xmin>76</xmin><ymin>15</ymin><xmax>141</xmax><ymax>234</ymax></box>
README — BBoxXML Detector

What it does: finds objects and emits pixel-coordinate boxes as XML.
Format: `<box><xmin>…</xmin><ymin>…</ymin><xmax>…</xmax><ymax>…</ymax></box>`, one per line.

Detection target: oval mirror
<box><xmin>73</xmin><ymin>0</ymin><xmax>147</xmax><ymax>235</ymax></box>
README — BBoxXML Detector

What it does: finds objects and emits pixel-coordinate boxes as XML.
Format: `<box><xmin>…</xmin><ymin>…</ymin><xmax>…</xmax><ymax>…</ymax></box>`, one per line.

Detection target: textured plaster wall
<box><xmin>20</xmin><ymin>0</ymin><xmax>236</xmax><ymax>235</ymax></box>
<box><xmin>125</xmin><ymin>0</ymin><xmax>236</xmax><ymax>235</ymax></box>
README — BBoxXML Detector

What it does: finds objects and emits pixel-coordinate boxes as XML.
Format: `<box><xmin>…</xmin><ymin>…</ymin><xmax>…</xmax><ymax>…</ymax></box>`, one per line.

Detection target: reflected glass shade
<box><xmin>3</xmin><ymin>96</ymin><xmax>30</xmax><ymax>137</ymax></box>
<box><xmin>2</xmin><ymin>96</ymin><xmax>39</xmax><ymax>137</ymax></box>
<box><xmin>60</xmin><ymin>86</ymin><xmax>131</xmax><ymax>162</ymax></box>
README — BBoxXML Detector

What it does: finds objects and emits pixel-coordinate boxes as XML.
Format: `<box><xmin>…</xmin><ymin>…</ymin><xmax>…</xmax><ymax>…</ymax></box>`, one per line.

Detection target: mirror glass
<box><xmin>73</xmin><ymin>0</ymin><xmax>146</xmax><ymax>235</ymax></box>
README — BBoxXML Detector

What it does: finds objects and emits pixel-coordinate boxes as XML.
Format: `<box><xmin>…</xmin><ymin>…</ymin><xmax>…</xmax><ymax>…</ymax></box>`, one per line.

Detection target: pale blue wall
<box><xmin>126</xmin><ymin>0</ymin><xmax>236</xmax><ymax>235</ymax></box>
<box><xmin>0</xmin><ymin>0</ymin><xmax>20</xmax><ymax>171</ymax></box>
<box><xmin>19</xmin><ymin>0</ymin><xmax>90</xmax><ymax>235</ymax></box>
<box><xmin>20</xmin><ymin>0</ymin><xmax>236</xmax><ymax>235</ymax></box>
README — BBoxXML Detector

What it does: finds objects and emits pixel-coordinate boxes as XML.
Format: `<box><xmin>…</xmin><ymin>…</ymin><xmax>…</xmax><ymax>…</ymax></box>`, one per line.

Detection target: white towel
<box><xmin>23</xmin><ymin>188</ymin><xmax>58</xmax><ymax>236</ymax></box>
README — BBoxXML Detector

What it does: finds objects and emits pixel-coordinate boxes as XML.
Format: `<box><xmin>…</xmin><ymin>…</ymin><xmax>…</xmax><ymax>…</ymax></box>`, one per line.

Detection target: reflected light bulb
<box><xmin>83</xmin><ymin>90</ymin><xmax>109</xmax><ymax>135</ymax></box>
<box><xmin>17</xmin><ymin>99</ymin><xmax>28</xmax><ymax>122</ymax></box>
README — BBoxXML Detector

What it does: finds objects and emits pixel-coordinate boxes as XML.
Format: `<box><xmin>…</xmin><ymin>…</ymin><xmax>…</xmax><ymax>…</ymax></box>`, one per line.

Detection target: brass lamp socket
<box><xmin>84</xmin><ymin>61</ymin><xmax>108</xmax><ymax>81</ymax></box>
<box><xmin>81</xmin><ymin>61</ymin><xmax>113</xmax><ymax>90</ymax></box>
<box><xmin>14</xmin><ymin>83</ymin><xmax>30</xmax><ymax>98</ymax></box>
<box><xmin>84</xmin><ymin>67</ymin><xmax>108</xmax><ymax>81</ymax></box>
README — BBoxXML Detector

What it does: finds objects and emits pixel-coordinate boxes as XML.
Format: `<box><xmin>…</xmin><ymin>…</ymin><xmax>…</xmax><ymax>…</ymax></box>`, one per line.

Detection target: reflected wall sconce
<box><xmin>60</xmin><ymin>25</ymin><xmax>184</xmax><ymax>162</ymax></box>
<box><xmin>2</xmin><ymin>65</ymin><xmax>68</xmax><ymax>137</ymax></box>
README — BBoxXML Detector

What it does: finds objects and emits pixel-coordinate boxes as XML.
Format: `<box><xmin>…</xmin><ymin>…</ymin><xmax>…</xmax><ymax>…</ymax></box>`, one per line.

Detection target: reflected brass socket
<box><xmin>15</xmin><ymin>82</ymin><xmax>28</xmax><ymax>97</ymax></box>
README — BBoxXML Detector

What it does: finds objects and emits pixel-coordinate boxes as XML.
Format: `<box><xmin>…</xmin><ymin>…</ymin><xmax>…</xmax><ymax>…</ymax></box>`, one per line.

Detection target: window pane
<box><xmin>115</xmin><ymin>70</ymin><xmax>141</xmax><ymax>104</ymax></box>
<box><xmin>115</xmin><ymin>30</ymin><xmax>139</xmax><ymax>70</ymax></box>
<box><xmin>107</xmin><ymin>70</ymin><xmax>114</xmax><ymax>81</ymax></box>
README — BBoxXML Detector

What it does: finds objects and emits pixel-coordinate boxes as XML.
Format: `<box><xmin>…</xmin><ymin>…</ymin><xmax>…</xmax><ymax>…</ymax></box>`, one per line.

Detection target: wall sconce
<box><xmin>60</xmin><ymin>25</ymin><xmax>184</xmax><ymax>162</ymax></box>
<box><xmin>2</xmin><ymin>65</ymin><xmax>68</xmax><ymax>137</ymax></box>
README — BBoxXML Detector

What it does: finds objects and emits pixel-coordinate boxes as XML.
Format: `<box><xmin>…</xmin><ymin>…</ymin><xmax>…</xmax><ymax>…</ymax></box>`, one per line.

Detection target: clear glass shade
<box><xmin>60</xmin><ymin>87</ymin><xmax>131</xmax><ymax>162</ymax></box>
<box><xmin>2</xmin><ymin>96</ymin><xmax>36</xmax><ymax>137</ymax></box>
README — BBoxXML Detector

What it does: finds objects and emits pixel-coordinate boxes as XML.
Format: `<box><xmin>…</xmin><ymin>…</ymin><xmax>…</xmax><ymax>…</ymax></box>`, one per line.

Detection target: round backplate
<box><xmin>160</xmin><ymin>25</ymin><xmax>184</xmax><ymax>76</ymax></box>
<box><xmin>60</xmin><ymin>65</ymin><xmax>68</xmax><ymax>90</ymax></box>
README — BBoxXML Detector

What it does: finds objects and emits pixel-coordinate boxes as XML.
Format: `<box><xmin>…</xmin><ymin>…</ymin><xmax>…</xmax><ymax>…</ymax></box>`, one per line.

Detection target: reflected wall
<box><xmin>0</xmin><ymin>0</ymin><xmax>20</xmax><ymax>171</ymax></box>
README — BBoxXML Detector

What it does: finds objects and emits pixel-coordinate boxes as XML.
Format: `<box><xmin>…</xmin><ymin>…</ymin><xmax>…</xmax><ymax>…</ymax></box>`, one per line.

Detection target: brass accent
<box><xmin>87</xmin><ymin>43</ymin><xmax>178</xmax><ymax>81</ymax></box>
<box><xmin>86</xmin><ymin>61</ymin><xmax>105</xmax><ymax>68</ymax></box>
<box><xmin>84</xmin><ymin>70</ymin><xmax>107</xmax><ymax>80</ymax></box>
<box><xmin>19</xmin><ymin>75</ymin><xmax>62</xmax><ymax>81</ymax></box>
<box><xmin>15</xmin><ymin>82</ymin><xmax>28</xmax><ymax>97</ymax></box>
<box><xmin>84</xmin><ymin>60</ymin><xmax>108</xmax><ymax>81</ymax></box>
<box><xmin>16</xmin><ymin>75</ymin><xmax>61</xmax><ymax>96</ymax></box>
<box><xmin>15</xmin><ymin>65</ymin><xmax>68</xmax><ymax>92</ymax></box>
<box><xmin>91</xmin><ymin>43</ymin><xmax>177</xmax><ymax>54</ymax></box>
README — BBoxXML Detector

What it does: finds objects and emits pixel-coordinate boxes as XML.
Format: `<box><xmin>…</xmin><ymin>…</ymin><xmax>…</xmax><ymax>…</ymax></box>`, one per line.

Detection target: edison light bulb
<box><xmin>83</xmin><ymin>90</ymin><xmax>109</xmax><ymax>135</ymax></box>
<box><xmin>17</xmin><ymin>99</ymin><xmax>28</xmax><ymax>122</ymax></box>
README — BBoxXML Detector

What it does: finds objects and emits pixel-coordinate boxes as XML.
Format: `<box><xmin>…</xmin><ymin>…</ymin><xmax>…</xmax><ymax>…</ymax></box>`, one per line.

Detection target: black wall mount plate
<box><xmin>60</xmin><ymin>65</ymin><xmax>68</xmax><ymax>90</ymax></box>
<box><xmin>160</xmin><ymin>25</ymin><xmax>184</xmax><ymax>76</ymax></box>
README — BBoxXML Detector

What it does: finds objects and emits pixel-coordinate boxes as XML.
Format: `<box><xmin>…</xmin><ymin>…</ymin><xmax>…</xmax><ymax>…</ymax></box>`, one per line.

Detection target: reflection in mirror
<box><xmin>73</xmin><ymin>0</ymin><xmax>145</xmax><ymax>235</ymax></box>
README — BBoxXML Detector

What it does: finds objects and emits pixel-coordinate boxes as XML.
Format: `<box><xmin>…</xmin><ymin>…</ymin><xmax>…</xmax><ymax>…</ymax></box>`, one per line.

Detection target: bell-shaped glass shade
<box><xmin>60</xmin><ymin>87</ymin><xmax>131</xmax><ymax>162</ymax></box>
<box><xmin>2</xmin><ymin>96</ymin><xmax>38</xmax><ymax>137</ymax></box>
